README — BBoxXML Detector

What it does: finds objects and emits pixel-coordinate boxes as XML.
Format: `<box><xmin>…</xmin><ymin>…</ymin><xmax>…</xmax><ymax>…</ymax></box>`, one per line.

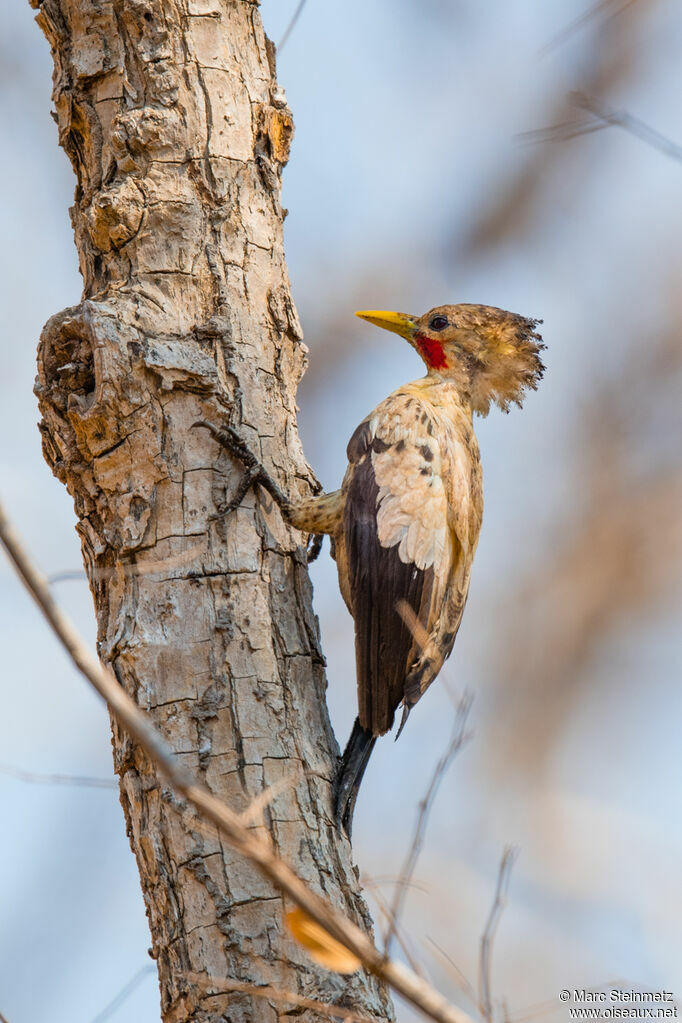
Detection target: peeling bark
<box><xmin>32</xmin><ymin>1</ymin><xmax>393</xmax><ymax>1019</ymax></box>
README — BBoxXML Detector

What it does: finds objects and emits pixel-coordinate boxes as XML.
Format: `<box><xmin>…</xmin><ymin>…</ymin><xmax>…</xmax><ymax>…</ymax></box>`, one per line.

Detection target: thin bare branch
<box><xmin>520</xmin><ymin>92</ymin><xmax>682</xmax><ymax>163</ymax></box>
<box><xmin>278</xmin><ymin>0</ymin><xmax>309</xmax><ymax>51</ymax></box>
<box><xmin>426</xmin><ymin>937</ymin><xmax>476</xmax><ymax>1004</ymax></box>
<box><xmin>0</xmin><ymin>1011</ymin><xmax>11</xmax><ymax>1023</ymax></box>
<box><xmin>363</xmin><ymin>876</ymin><xmax>426</xmax><ymax>978</ymax></box>
<box><xmin>365</xmin><ymin>875</ymin><xmax>430</xmax><ymax>895</ymax></box>
<box><xmin>574</xmin><ymin>92</ymin><xmax>682</xmax><ymax>161</ymax></box>
<box><xmin>238</xmin><ymin>769</ymin><xmax>304</xmax><ymax>826</ymax></box>
<box><xmin>540</xmin><ymin>0</ymin><xmax>641</xmax><ymax>56</ymax></box>
<box><xmin>47</xmin><ymin>543</ymin><xmax>206</xmax><ymax>586</ymax></box>
<box><xmin>384</xmin><ymin>692</ymin><xmax>473</xmax><ymax>957</ymax></box>
<box><xmin>518</xmin><ymin>117</ymin><xmax>608</xmax><ymax>146</ymax></box>
<box><xmin>193</xmin><ymin>972</ymin><xmax>381</xmax><ymax>1022</ymax></box>
<box><xmin>0</xmin><ymin>497</ymin><xmax>474</xmax><ymax>1023</ymax></box>
<box><xmin>48</xmin><ymin>570</ymin><xmax>87</xmax><ymax>584</ymax></box>
<box><xmin>89</xmin><ymin>965</ymin><xmax>156</xmax><ymax>1023</ymax></box>
<box><xmin>461</xmin><ymin>0</ymin><xmax>646</xmax><ymax>260</ymax></box>
<box><xmin>479</xmin><ymin>846</ymin><xmax>519</xmax><ymax>1023</ymax></box>
<box><xmin>50</xmin><ymin>544</ymin><xmax>209</xmax><ymax>588</ymax></box>
<box><xmin>0</xmin><ymin>762</ymin><xmax>116</xmax><ymax>789</ymax></box>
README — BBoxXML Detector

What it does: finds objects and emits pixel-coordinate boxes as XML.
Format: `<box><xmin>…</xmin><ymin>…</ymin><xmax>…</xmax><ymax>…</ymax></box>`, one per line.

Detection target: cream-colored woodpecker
<box><xmin>196</xmin><ymin>303</ymin><xmax>545</xmax><ymax>836</ymax></box>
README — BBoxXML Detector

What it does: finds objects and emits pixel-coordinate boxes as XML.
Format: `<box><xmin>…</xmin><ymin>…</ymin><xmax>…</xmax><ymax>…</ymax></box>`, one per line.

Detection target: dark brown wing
<box><xmin>344</xmin><ymin>420</ymin><xmax>437</xmax><ymax>735</ymax></box>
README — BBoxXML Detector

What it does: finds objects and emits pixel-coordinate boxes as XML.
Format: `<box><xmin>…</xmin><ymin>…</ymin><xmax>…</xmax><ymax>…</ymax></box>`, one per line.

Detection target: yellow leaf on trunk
<box><xmin>285</xmin><ymin>907</ymin><xmax>361</xmax><ymax>974</ymax></box>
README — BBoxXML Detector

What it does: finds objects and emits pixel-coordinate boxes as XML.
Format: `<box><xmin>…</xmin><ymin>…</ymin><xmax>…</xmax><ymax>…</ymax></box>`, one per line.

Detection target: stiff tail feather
<box><xmin>334</xmin><ymin>718</ymin><xmax>376</xmax><ymax>838</ymax></box>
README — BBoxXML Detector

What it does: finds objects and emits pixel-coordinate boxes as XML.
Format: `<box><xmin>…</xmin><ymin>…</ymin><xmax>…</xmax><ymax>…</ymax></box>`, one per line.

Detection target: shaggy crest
<box><xmin>412</xmin><ymin>303</ymin><xmax>546</xmax><ymax>416</ymax></box>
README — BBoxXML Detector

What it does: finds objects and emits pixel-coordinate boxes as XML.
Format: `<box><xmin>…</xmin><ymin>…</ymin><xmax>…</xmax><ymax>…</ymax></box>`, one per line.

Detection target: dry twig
<box><xmin>459</xmin><ymin>0</ymin><xmax>646</xmax><ymax>261</ymax></box>
<box><xmin>540</xmin><ymin>0</ymin><xmax>642</xmax><ymax>56</ymax></box>
<box><xmin>238</xmin><ymin>769</ymin><xmax>305</xmax><ymax>826</ymax></box>
<box><xmin>384</xmin><ymin>691</ymin><xmax>473</xmax><ymax>957</ymax></box>
<box><xmin>520</xmin><ymin>92</ymin><xmax>682</xmax><ymax>163</ymax></box>
<box><xmin>48</xmin><ymin>570</ymin><xmax>87</xmax><ymax>584</ymax></box>
<box><xmin>278</xmin><ymin>0</ymin><xmax>309</xmax><ymax>51</ymax></box>
<box><xmin>479</xmin><ymin>847</ymin><xmax>519</xmax><ymax>1023</ymax></box>
<box><xmin>367</xmin><ymin>875</ymin><xmax>430</xmax><ymax>894</ymax></box>
<box><xmin>0</xmin><ymin>762</ymin><xmax>116</xmax><ymax>789</ymax></box>
<box><xmin>363</xmin><ymin>876</ymin><xmax>426</xmax><ymax>978</ymax></box>
<box><xmin>89</xmin><ymin>965</ymin><xmax>156</xmax><ymax>1023</ymax></box>
<box><xmin>0</xmin><ymin>497</ymin><xmax>474</xmax><ymax>1023</ymax></box>
<box><xmin>193</xmin><ymin>972</ymin><xmax>381</xmax><ymax>1022</ymax></box>
<box><xmin>426</xmin><ymin>937</ymin><xmax>476</xmax><ymax>1004</ymax></box>
<box><xmin>574</xmin><ymin>93</ymin><xmax>682</xmax><ymax>161</ymax></box>
<box><xmin>48</xmin><ymin>543</ymin><xmax>205</xmax><ymax>586</ymax></box>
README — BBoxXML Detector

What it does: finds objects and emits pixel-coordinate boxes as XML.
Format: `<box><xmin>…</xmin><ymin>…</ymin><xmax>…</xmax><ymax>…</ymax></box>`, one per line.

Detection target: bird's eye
<box><xmin>429</xmin><ymin>315</ymin><xmax>449</xmax><ymax>331</ymax></box>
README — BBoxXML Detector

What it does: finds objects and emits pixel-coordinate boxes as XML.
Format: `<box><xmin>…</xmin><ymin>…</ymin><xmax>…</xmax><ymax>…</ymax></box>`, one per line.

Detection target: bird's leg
<box><xmin>289</xmin><ymin>490</ymin><xmax>344</xmax><ymax>535</ymax></box>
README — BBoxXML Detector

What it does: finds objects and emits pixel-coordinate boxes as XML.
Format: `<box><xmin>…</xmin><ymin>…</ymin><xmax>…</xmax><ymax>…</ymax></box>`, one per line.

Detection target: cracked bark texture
<box><xmin>32</xmin><ymin>1</ymin><xmax>393</xmax><ymax>1020</ymax></box>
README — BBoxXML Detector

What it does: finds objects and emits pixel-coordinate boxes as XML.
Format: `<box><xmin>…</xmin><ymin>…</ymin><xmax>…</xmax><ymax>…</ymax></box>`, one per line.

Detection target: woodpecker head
<box><xmin>355</xmin><ymin>304</ymin><xmax>545</xmax><ymax>415</ymax></box>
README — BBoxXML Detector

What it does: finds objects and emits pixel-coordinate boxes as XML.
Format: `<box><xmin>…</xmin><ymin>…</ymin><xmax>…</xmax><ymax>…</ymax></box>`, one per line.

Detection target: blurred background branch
<box><xmin>521</xmin><ymin>91</ymin><xmax>682</xmax><ymax>161</ymax></box>
<box><xmin>0</xmin><ymin>762</ymin><xmax>117</xmax><ymax>789</ymax></box>
<box><xmin>479</xmin><ymin>847</ymin><xmax>518</xmax><ymax>1023</ymax></box>
<box><xmin>385</xmin><ymin>692</ymin><xmax>473</xmax><ymax>957</ymax></box>
<box><xmin>88</xmin><ymin>967</ymin><xmax>156</xmax><ymax>1023</ymax></box>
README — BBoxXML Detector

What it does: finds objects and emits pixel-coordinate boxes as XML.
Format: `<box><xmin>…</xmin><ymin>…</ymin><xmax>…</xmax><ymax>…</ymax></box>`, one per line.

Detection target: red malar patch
<box><xmin>414</xmin><ymin>333</ymin><xmax>448</xmax><ymax>370</ymax></box>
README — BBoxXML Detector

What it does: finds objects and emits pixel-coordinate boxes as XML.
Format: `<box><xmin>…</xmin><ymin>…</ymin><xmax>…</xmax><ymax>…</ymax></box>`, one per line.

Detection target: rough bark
<box><xmin>32</xmin><ymin>2</ymin><xmax>393</xmax><ymax>1020</ymax></box>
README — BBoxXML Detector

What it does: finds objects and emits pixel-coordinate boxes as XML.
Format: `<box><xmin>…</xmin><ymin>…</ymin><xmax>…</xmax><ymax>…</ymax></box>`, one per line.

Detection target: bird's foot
<box><xmin>306</xmin><ymin>533</ymin><xmax>324</xmax><ymax>564</ymax></box>
<box><xmin>194</xmin><ymin>422</ymin><xmax>323</xmax><ymax>565</ymax></box>
<box><xmin>193</xmin><ymin>420</ymin><xmax>291</xmax><ymax>516</ymax></box>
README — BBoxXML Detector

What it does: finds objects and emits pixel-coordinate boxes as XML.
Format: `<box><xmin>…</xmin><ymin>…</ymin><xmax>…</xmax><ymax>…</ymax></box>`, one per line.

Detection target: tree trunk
<box><xmin>32</xmin><ymin>1</ymin><xmax>393</xmax><ymax>1020</ymax></box>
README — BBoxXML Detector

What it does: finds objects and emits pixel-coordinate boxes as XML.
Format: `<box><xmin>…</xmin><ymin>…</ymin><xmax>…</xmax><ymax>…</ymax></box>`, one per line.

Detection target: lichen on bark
<box><xmin>32</xmin><ymin>0</ymin><xmax>393</xmax><ymax>1019</ymax></box>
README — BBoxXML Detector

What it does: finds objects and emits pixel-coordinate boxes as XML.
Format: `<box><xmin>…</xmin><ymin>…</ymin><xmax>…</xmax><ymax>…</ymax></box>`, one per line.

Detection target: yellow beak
<box><xmin>355</xmin><ymin>310</ymin><xmax>417</xmax><ymax>341</ymax></box>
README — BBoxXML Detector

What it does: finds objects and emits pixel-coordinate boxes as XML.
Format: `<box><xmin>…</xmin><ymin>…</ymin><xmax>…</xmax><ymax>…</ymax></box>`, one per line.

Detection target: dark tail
<box><xmin>334</xmin><ymin>718</ymin><xmax>376</xmax><ymax>839</ymax></box>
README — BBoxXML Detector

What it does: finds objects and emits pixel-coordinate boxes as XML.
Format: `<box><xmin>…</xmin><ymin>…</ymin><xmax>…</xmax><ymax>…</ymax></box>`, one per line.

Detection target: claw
<box><xmin>192</xmin><ymin>419</ymin><xmax>292</xmax><ymax>515</ymax></box>
<box><xmin>192</xmin><ymin>420</ymin><xmax>257</xmax><ymax>467</ymax></box>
